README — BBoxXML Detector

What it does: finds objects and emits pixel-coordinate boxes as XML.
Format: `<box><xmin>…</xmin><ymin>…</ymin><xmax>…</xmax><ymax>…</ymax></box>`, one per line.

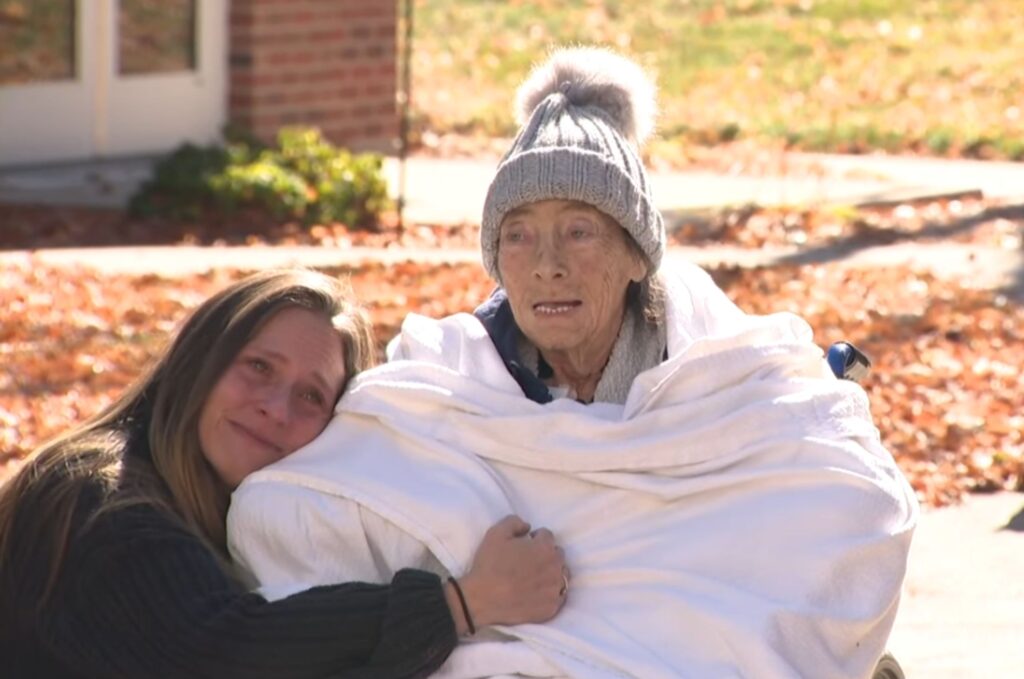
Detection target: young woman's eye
<box><xmin>246</xmin><ymin>357</ymin><xmax>270</xmax><ymax>374</ymax></box>
<box><xmin>302</xmin><ymin>390</ymin><xmax>326</xmax><ymax>407</ymax></box>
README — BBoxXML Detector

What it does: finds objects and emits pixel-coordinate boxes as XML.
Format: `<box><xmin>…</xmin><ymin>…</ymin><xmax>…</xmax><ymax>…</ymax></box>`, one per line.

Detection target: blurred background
<box><xmin>4</xmin><ymin>1</ymin><xmax>1022</xmax><ymax>164</ymax></box>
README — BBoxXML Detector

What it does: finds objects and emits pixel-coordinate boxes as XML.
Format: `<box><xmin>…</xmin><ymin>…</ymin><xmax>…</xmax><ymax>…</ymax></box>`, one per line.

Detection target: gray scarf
<box><xmin>517</xmin><ymin>305</ymin><xmax>666</xmax><ymax>405</ymax></box>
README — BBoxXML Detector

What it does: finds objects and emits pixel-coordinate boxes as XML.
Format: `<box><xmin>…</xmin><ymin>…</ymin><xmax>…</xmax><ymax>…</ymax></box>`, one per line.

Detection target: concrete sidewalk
<box><xmin>3</xmin><ymin>149</ymin><xmax>1021</xmax><ymax>292</ymax></box>
<box><xmin>1</xmin><ymin>152</ymin><xmax>1022</xmax><ymax>221</ymax></box>
<box><xmin>383</xmin><ymin>153</ymin><xmax>1024</xmax><ymax>227</ymax></box>
<box><xmin>888</xmin><ymin>492</ymin><xmax>1024</xmax><ymax>678</ymax></box>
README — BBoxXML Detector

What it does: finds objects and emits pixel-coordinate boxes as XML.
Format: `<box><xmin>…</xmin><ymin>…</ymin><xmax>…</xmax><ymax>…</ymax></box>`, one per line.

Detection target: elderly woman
<box><xmin>229</xmin><ymin>49</ymin><xmax>917</xmax><ymax>679</ymax></box>
<box><xmin>471</xmin><ymin>50</ymin><xmax>666</xmax><ymax>407</ymax></box>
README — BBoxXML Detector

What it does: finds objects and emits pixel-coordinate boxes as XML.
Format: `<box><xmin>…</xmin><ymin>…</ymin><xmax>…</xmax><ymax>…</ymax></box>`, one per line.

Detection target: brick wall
<box><xmin>228</xmin><ymin>0</ymin><xmax>398</xmax><ymax>152</ymax></box>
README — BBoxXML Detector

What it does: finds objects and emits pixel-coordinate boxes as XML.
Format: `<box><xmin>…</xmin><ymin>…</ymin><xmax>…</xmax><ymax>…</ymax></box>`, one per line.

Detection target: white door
<box><xmin>0</xmin><ymin>0</ymin><xmax>226</xmax><ymax>167</ymax></box>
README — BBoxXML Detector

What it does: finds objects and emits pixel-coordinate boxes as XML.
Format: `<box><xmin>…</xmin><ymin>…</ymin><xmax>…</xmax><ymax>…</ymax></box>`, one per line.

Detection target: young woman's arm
<box><xmin>45</xmin><ymin>503</ymin><xmax>456</xmax><ymax>679</ymax></box>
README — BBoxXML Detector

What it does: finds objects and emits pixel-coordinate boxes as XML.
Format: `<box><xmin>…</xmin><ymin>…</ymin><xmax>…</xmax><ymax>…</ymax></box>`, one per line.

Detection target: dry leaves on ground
<box><xmin>670</xmin><ymin>196</ymin><xmax>1024</xmax><ymax>250</ymax></box>
<box><xmin>2</xmin><ymin>260</ymin><xmax>1021</xmax><ymax>505</ymax></box>
<box><xmin>0</xmin><ymin>204</ymin><xmax>481</xmax><ymax>251</ymax></box>
<box><xmin>4</xmin><ymin>193</ymin><xmax>1022</xmax><ymax>254</ymax></box>
<box><xmin>715</xmin><ymin>264</ymin><xmax>1023</xmax><ymax>506</ymax></box>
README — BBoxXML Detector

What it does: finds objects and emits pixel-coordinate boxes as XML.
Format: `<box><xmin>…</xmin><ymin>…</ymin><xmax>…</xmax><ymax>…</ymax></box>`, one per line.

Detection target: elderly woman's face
<box><xmin>198</xmin><ymin>307</ymin><xmax>346</xmax><ymax>488</ymax></box>
<box><xmin>497</xmin><ymin>199</ymin><xmax>647</xmax><ymax>356</ymax></box>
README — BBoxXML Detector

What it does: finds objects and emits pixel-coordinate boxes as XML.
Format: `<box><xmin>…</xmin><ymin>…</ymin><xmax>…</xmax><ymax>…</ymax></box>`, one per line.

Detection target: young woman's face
<box><xmin>198</xmin><ymin>307</ymin><xmax>347</xmax><ymax>488</ymax></box>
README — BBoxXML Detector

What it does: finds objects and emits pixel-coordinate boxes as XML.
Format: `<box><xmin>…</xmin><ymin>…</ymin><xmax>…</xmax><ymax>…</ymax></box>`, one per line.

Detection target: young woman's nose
<box><xmin>257</xmin><ymin>386</ymin><xmax>290</xmax><ymax>425</ymax></box>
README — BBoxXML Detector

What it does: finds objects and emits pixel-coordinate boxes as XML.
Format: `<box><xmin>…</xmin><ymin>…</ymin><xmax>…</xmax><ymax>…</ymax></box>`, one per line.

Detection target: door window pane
<box><xmin>0</xmin><ymin>1</ymin><xmax>75</xmax><ymax>85</ymax></box>
<box><xmin>118</xmin><ymin>0</ymin><xmax>195</xmax><ymax>75</ymax></box>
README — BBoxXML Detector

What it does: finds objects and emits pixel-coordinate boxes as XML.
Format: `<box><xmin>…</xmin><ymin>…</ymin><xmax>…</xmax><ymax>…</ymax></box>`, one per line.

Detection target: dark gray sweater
<box><xmin>3</xmin><ymin>488</ymin><xmax>457</xmax><ymax>678</ymax></box>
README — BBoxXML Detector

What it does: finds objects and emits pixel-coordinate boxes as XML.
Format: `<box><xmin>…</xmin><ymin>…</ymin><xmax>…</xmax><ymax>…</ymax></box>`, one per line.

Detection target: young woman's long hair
<box><xmin>0</xmin><ymin>269</ymin><xmax>376</xmax><ymax>623</ymax></box>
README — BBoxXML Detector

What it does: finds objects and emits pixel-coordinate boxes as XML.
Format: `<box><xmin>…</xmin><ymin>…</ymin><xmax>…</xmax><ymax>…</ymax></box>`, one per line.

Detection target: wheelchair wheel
<box><xmin>872</xmin><ymin>651</ymin><xmax>905</xmax><ymax>679</ymax></box>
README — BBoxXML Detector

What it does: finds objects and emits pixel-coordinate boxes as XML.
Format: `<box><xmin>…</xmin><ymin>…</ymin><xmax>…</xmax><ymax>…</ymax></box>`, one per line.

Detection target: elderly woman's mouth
<box><xmin>533</xmin><ymin>301</ymin><xmax>582</xmax><ymax>315</ymax></box>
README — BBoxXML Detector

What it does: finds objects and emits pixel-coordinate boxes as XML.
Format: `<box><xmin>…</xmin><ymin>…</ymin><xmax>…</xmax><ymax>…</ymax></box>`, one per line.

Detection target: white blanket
<box><xmin>228</xmin><ymin>263</ymin><xmax>917</xmax><ymax>679</ymax></box>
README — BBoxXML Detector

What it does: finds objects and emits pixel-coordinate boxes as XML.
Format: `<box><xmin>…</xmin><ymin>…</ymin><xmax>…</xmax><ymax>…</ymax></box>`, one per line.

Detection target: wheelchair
<box><xmin>827</xmin><ymin>343</ymin><xmax>906</xmax><ymax>679</ymax></box>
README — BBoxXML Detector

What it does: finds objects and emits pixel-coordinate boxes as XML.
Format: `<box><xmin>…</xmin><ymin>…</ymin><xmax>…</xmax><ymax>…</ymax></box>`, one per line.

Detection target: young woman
<box><xmin>0</xmin><ymin>269</ymin><xmax>567</xmax><ymax>678</ymax></box>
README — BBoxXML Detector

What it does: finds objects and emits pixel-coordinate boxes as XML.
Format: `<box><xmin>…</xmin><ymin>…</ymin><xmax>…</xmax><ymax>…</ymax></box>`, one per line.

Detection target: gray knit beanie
<box><xmin>481</xmin><ymin>47</ymin><xmax>665</xmax><ymax>281</ymax></box>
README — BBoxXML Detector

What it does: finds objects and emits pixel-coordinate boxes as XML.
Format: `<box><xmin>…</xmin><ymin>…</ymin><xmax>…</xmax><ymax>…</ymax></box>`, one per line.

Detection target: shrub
<box><xmin>129</xmin><ymin>127</ymin><xmax>390</xmax><ymax>227</ymax></box>
<box><xmin>127</xmin><ymin>144</ymin><xmax>231</xmax><ymax>220</ymax></box>
<box><xmin>209</xmin><ymin>160</ymin><xmax>311</xmax><ymax>220</ymax></box>
<box><xmin>924</xmin><ymin>129</ymin><xmax>954</xmax><ymax>156</ymax></box>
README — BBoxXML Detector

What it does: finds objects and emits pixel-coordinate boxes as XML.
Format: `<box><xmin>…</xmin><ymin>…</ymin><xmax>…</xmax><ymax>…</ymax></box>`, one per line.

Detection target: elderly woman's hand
<box><xmin>448</xmin><ymin>515</ymin><xmax>568</xmax><ymax>633</ymax></box>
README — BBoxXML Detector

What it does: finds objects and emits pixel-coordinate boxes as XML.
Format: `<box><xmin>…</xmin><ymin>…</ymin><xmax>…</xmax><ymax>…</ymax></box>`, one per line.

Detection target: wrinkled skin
<box><xmin>497</xmin><ymin>199</ymin><xmax>647</xmax><ymax>400</ymax></box>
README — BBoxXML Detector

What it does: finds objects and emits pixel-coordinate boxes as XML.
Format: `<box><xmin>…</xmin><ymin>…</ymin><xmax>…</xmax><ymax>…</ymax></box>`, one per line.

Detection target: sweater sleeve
<box><xmin>43</xmin><ymin>504</ymin><xmax>457</xmax><ymax>679</ymax></box>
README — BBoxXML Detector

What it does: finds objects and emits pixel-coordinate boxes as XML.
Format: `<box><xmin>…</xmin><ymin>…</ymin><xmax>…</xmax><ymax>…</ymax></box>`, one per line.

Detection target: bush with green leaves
<box><xmin>130</xmin><ymin>127</ymin><xmax>390</xmax><ymax>227</ymax></box>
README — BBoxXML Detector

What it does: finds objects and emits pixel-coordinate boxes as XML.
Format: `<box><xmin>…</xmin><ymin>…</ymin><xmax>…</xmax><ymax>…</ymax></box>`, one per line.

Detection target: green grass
<box><xmin>410</xmin><ymin>0</ymin><xmax>1024</xmax><ymax>159</ymax></box>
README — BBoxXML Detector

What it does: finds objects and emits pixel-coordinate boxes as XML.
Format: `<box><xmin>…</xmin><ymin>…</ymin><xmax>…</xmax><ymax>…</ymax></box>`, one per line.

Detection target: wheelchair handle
<box><xmin>827</xmin><ymin>341</ymin><xmax>871</xmax><ymax>382</ymax></box>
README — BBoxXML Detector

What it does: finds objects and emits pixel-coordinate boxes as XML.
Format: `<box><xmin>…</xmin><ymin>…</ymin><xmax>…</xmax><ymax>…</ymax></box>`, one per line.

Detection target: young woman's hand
<box><xmin>446</xmin><ymin>515</ymin><xmax>568</xmax><ymax>633</ymax></box>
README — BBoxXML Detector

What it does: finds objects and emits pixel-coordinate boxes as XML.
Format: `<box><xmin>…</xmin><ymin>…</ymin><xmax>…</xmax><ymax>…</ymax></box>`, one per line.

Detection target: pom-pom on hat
<box><xmin>481</xmin><ymin>47</ymin><xmax>665</xmax><ymax>281</ymax></box>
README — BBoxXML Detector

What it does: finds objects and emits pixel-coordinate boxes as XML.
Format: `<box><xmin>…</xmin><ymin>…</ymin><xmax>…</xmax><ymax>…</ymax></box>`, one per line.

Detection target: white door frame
<box><xmin>0</xmin><ymin>0</ymin><xmax>227</xmax><ymax>167</ymax></box>
<box><xmin>0</xmin><ymin>2</ymin><xmax>99</xmax><ymax>165</ymax></box>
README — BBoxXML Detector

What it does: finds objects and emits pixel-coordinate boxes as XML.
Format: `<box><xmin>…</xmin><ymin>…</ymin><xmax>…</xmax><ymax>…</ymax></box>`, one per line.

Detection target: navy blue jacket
<box><xmin>474</xmin><ymin>289</ymin><xmax>556</xmax><ymax>404</ymax></box>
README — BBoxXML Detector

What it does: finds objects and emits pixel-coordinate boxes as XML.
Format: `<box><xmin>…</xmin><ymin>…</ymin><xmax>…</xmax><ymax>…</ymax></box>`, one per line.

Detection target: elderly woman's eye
<box><xmin>569</xmin><ymin>222</ymin><xmax>596</xmax><ymax>239</ymax></box>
